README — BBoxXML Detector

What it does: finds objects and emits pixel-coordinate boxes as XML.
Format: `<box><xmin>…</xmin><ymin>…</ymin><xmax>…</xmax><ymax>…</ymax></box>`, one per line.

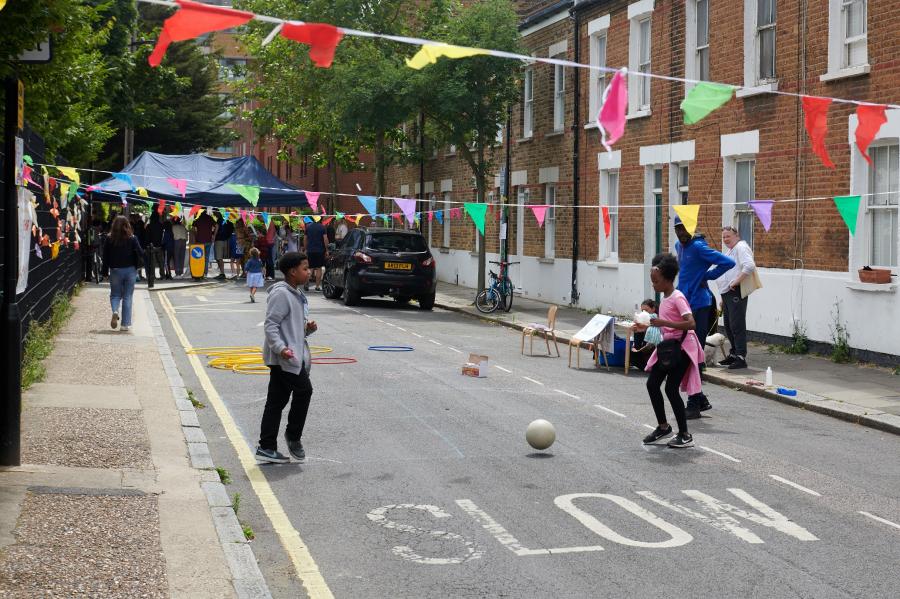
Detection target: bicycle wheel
<box><xmin>500</xmin><ymin>279</ymin><xmax>514</xmax><ymax>312</ymax></box>
<box><xmin>475</xmin><ymin>288</ymin><xmax>500</xmax><ymax>313</ymax></box>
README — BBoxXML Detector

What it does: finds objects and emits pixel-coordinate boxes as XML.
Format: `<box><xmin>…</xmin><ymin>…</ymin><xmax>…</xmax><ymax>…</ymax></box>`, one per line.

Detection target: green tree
<box><xmin>413</xmin><ymin>0</ymin><xmax>521</xmax><ymax>290</ymax></box>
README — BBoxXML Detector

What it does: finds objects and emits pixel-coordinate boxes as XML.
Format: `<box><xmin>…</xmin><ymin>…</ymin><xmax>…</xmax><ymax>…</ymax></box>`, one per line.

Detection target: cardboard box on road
<box><xmin>462</xmin><ymin>354</ymin><xmax>489</xmax><ymax>377</ymax></box>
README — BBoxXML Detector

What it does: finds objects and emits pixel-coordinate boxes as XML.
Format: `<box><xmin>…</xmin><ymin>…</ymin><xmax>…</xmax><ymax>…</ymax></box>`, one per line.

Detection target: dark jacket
<box><xmin>102</xmin><ymin>236</ymin><xmax>143</xmax><ymax>275</ymax></box>
<box><xmin>147</xmin><ymin>216</ymin><xmax>164</xmax><ymax>246</ymax></box>
<box><xmin>675</xmin><ymin>234</ymin><xmax>736</xmax><ymax>310</ymax></box>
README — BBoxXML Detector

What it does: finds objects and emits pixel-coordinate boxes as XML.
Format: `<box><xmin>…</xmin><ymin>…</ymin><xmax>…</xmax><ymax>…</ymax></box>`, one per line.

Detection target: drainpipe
<box><xmin>501</xmin><ymin>105</ymin><xmax>511</xmax><ymax>263</ymax></box>
<box><xmin>570</xmin><ymin>7</ymin><xmax>581</xmax><ymax>305</ymax></box>
<box><xmin>419</xmin><ymin>111</ymin><xmax>425</xmax><ymax>233</ymax></box>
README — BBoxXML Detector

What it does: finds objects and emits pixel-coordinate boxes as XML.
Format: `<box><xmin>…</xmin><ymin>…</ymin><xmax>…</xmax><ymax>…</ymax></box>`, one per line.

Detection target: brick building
<box><xmin>384</xmin><ymin>0</ymin><xmax>899</xmax><ymax>360</ymax></box>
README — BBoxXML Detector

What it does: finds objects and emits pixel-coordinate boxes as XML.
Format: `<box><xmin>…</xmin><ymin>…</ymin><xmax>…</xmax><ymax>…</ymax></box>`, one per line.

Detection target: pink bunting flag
<box><xmin>305</xmin><ymin>191</ymin><xmax>321</xmax><ymax>213</ymax></box>
<box><xmin>748</xmin><ymin>200</ymin><xmax>775</xmax><ymax>232</ymax></box>
<box><xmin>529</xmin><ymin>205</ymin><xmax>549</xmax><ymax>228</ymax></box>
<box><xmin>240</xmin><ymin>209</ymin><xmax>249</xmax><ymax>223</ymax></box>
<box><xmin>395</xmin><ymin>198</ymin><xmax>417</xmax><ymax>223</ymax></box>
<box><xmin>450</xmin><ymin>207</ymin><xmax>461</xmax><ymax>219</ymax></box>
<box><xmin>428</xmin><ymin>211</ymin><xmax>434</xmax><ymax>222</ymax></box>
<box><xmin>597</xmin><ymin>68</ymin><xmax>628</xmax><ymax>153</ymax></box>
<box><xmin>167</xmin><ymin>177</ymin><xmax>188</xmax><ymax>198</ymax></box>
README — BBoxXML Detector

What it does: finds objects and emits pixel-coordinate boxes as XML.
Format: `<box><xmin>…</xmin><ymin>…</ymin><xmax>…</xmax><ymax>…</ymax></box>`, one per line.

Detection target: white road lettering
<box><xmin>637</xmin><ymin>491</ymin><xmax>765</xmax><ymax>544</ymax></box>
<box><xmin>367</xmin><ymin>504</ymin><xmax>482</xmax><ymax>565</ymax></box>
<box><xmin>679</xmin><ymin>488</ymin><xmax>818</xmax><ymax>541</ymax></box>
<box><xmin>769</xmin><ymin>475</ymin><xmax>821</xmax><ymax>497</ymax></box>
<box><xmin>555</xmin><ymin>494</ymin><xmax>693</xmax><ymax>548</ymax></box>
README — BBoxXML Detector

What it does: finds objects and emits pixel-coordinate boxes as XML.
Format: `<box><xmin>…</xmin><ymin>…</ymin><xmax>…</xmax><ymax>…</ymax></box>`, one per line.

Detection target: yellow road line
<box><xmin>159</xmin><ymin>291</ymin><xmax>334</xmax><ymax>599</ymax></box>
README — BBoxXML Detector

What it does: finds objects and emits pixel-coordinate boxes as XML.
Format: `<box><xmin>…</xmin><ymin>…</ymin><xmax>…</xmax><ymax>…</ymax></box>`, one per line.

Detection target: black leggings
<box><xmin>646</xmin><ymin>351</ymin><xmax>691</xmax><ymax>434</ymax></box>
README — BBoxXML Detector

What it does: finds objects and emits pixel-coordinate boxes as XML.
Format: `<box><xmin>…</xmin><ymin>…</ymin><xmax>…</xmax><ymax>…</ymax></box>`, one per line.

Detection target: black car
<box><xmin>322</xmin><ymin>227</ymin><xmax>436</xmax><ymax>309</ymax></box>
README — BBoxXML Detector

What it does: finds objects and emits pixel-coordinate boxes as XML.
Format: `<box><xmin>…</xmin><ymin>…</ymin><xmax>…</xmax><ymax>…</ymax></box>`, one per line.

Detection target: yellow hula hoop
<box><xmin>187</xmin><ymin>345</ymin><xmax>334</xmax><ymax>375</ymax></box>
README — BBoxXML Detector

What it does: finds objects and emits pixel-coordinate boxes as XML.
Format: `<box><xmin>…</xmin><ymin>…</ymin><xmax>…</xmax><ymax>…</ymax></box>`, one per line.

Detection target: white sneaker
<box><xmin>111</xmin><ymin>312</ymin><xmax>119</xmax><ymax>329</ymax></box>
<box><xmin>121</xmin><ymin>325</ymin><xmax>130</xmax><ymax>332</ymax></box>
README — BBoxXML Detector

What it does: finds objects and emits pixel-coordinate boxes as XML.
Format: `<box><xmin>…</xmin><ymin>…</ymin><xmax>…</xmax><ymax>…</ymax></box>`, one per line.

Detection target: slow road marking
<box><xmin>159</xmin><ymin>292</ymin><xmax>334</xmax><ymax>599</ymax></box>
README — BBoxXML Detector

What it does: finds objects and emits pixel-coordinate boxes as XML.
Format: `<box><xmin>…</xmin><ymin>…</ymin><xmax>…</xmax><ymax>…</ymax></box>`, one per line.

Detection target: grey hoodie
<box><xmin>263</xmin><ymin>281</ymin><xmax>311</xmax><ymax>375</ymax></box>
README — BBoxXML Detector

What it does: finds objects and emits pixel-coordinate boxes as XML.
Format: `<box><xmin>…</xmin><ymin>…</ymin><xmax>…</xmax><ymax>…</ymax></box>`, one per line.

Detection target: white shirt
<box><xmin>716</xmin><ymin>240</ymin><xmax>756</xmax><ymax>294</ymax></box>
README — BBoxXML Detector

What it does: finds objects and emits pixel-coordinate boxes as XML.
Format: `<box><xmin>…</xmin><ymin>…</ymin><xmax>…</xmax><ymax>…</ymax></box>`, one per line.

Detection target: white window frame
<box><xmin>522</xmin><ymin>68</ymin><xmax>534</xmax><ymax>139</ymax></box>
<box><xmin>822</xmin><ymin>0</ymin><xmax>869</xmax><ymax>82</ymax></box>
<box><xmin>627</xmin><ymin>1</ymin><xmax>654</xmax><ymax>117</ymax></box>
<box><xmin>516</xmin><ymin>187</ymin><xmax>529</xmax><ymax>257</ymax></box>
<box><xmin>668</xmin><ymin>162</ymin><xmax>692</xmax><ymax>251</ymax></box>
<box><xmin>865</xmin><ymin>144</ymin><xmax>898</xmax><ymax>269</ymax></box>
<box><xmin>545</xmin><ymin>184</ymin><xmax>556</xmax><ymax>258</ymax></box>
<box><xmin>549</xmin><ymin>40</ymin><xmax>567</xmax><ymax>133</ymax></box>
<box><xmin>734</xmin><ymin>159</ymin><xmax>757</xmax><ymax>249</ymax></box>
<box><xmin>685</xmin><ymin>0</ymin><xmax>709</xmax><ymax>93</ymax></box>
<box><xmin>721</xmin><ymin>130</ymin><xmax>760</xmax><ymax>248</ymax></box>
<box><xmin>601</xmin><ymin>171</ymin><xmax>620</xmax><ymax>262</ymax></box>
<box><xmin>442</xmin><ymin>191</ymin><xmax>451</xmax><ymax>248</ymax></box>
<box><xmin>740</xmin><ymin>0</ymin><xmax>778</xmax><ymax>95</ymax></box>
<box><xmin>587</xmin><ymin>16</ymin><xmax>610</xmax><ymax>123</ymax></box>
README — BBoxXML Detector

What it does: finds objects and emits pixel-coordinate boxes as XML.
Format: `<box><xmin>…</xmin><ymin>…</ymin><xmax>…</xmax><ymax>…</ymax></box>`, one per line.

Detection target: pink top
<box><xmin>644</xmin><ymin>290</ymin><xmax>704</xmax><ymax>395</ymax></box>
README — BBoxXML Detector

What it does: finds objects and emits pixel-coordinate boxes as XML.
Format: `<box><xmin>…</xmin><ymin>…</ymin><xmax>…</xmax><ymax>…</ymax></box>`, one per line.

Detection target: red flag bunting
<box><xmin>855</xmin><ymin>104</ymin><xmax>888</xmax><ymax>165</ymax></box>
<box><xmin>601</xmin><ymin>207</ymin><xmax>611</xmax><ymax>238</ymax></box>
<box><xmin>801</xmin><ymin>97</ymin><xmax>835</xmax><ymax>169</ymax></box>
<box><xmin>280</xmin><ymin>23</ymin><xmax>344</xmax><ymax>68</ymax></box>
<box><xmin>149</xmin><ymin>0</ymin><xmax>254</xmax><ymax>67</ymax></box>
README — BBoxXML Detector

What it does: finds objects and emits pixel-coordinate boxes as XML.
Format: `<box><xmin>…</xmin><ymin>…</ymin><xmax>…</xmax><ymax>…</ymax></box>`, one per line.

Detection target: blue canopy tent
<box><xmin>91</xmin><ymin>151</ymin><xmax>308</xmax><ymax>209</ymax></box>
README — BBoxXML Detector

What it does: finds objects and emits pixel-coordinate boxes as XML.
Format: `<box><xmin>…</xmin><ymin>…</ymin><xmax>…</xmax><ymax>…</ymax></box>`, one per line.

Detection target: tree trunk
<box><xmin>328</xmin><ymin>145</ymin><xmax>338</xmax><ymax>214</ymax></box>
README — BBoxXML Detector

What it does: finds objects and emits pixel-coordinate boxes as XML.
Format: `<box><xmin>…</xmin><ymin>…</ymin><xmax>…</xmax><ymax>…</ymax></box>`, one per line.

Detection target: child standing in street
<box><xmin>256</xmin><ymin>252</ymin><xmax>317</xmax><ymax>463</ymax></box>
<box><xmin>641</xmin><ymin>253</ymin><xmax>703</xmax><ymax>449</ymax></box>
<box><xmin>245</xmin><ymin>247</ymin><xmax>264</xmax><ymax>303</ymax></box>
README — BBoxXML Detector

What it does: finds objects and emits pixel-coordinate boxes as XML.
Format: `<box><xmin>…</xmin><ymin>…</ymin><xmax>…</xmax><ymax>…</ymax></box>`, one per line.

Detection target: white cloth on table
<box><xmin>572</xmin><ymin>314</ymin><xmax>615</xmax><ymax>354</ymax></box>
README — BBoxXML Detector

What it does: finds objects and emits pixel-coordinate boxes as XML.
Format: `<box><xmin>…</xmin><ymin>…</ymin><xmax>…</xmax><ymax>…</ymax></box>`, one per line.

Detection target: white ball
<box><xmin>525</xmin><ymin>419</ymin><xmax>556</xmax><ymax>450</ymax></box>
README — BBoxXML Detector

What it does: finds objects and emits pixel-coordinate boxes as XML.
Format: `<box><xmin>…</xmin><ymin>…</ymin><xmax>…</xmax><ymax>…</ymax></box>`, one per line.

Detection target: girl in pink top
<box><xmin>642</xmin><ymin>254</ymin><xmax>704</xmax><ymax>448</ymax></box>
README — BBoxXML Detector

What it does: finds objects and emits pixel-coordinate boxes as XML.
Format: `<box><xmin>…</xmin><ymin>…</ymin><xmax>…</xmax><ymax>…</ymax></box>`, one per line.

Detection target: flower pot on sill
<box><xmin>858</xmin><ymin>267</ymin><xmax>892</xmax><ymax>284</ymax></box>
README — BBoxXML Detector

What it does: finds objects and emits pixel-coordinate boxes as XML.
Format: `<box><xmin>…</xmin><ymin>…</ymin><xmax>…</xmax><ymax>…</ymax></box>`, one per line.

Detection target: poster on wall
<box><xmin>17</xmin><ymin>187</ymin><xmax>35</xmax><ymax>295</ymax></box>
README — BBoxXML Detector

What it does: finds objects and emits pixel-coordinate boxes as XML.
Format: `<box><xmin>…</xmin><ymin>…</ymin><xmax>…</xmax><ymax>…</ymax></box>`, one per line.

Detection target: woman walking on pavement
<box><xmin>102</xmin><ymin>216</ymin><xmax>143</xmax><ymax>332</ymax></box>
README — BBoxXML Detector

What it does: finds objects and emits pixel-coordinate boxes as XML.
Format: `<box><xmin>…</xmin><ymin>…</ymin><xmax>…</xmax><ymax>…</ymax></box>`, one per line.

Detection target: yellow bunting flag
<box><xmin>137</xmin><ymin>187</ymin><xmax>149</xmax><ymax>197</ymax></box>
<box><xmin>57</xmin><ymin>166</ymin><xmax>80</xmax><ymax>186</ymax></box>
<box><xmin>406</xmin><ymin>44</ymin><xmax>490</xmax><ymax>69</ymax></box>
<box><xmin>673</xmin><ymin>204</ymin><xmax>700</xmax><ymax>237</ymax></box>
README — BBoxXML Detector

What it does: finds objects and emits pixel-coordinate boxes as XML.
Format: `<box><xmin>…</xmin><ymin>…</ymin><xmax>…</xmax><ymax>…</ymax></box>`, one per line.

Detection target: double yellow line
<box><xmin>159</xmin><ymin>291</ymin><xmax>334</xmax><ymax>599</ymax></box>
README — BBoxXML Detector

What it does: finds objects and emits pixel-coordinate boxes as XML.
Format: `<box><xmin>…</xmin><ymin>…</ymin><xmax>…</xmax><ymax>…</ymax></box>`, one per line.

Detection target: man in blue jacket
<box><xmin>674</xmin><ymin>216</ymin><xmax>736</xmax><ymax>418</ymax></box>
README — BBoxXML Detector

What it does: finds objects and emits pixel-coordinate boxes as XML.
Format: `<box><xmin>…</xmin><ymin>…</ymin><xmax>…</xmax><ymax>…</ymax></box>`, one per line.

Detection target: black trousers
<box><xmin>722</xmin><ymin>290</ymin><xmax>748</xmax><ymax>358</ymax></box>
<box><xmin>687</xmin><ymin>304</ymin><xmax>713</xmax><ymax>406</ymax></box>
<box><xmin>258</xmin><ymin>365</ymin><xmax>313</xmax><ymax>451</ymax></box>
<box><xmin>144</xmin><ymin>245</ymin><xmax>164</xmax><ymax>286</ymax></box>
<box><xmin>646</xmin><ymin>351</ymin><xmax>691</xmax><ymax>434</ymax></box>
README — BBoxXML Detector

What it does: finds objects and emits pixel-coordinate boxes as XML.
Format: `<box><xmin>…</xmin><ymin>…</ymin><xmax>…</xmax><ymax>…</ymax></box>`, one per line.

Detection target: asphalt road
<box><xmin>155</xmin><ymin>281</ymin><xmax>900</xmax><ymax>599</ymax></box>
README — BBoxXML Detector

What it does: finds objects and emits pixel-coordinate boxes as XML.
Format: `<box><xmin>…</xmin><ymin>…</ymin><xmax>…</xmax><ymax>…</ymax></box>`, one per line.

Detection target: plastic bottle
<box><xmin>765</xmin><ymin>366</ymin><xmax>773</xmax><ymax>387</ymax></box>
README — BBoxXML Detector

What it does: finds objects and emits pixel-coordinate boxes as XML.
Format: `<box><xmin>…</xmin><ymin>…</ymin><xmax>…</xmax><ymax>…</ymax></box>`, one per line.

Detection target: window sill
<box><xmin>469</xmin><ymin>251</ymin><xmax>480</xmax><ymax>257</ymax></box>
<box><xmin>584</xmin><ymin>122</ymin><xmax>598</xmax><ymax>130</ymax></box>
<box><xmin>516</xmin><ymin>137</ymin><xmax>534</xmax><ymax>144</ymax></box>
<box><xmin>538</xmin><ymin>257</ymin><xmax>555</xmax><ymax>264</ymax></box>
<box><xmin>593</xmin><ymin>260</ymin><xmax>619</xmax><ymax>270</ymax></box>
<box><xmin>544</xmin><ymin>131</ymin><xmax>564</xmax><ymax>139</ymax></box>
<box><xmin>846</xmin><ymin>281</ymin><xmax>897</xmax><ymax>293</ymax></box>
<box><xmin>736</xmin><ymin>81</ymin><xmax>779</xmax><ymax>98</ymax></box>
<box><xmin>439</xmin><ymin>247</ymin><xmax>450</xmax><ymax>254</ymax></box>
<box><xmin>820</xmin><ymin>64</ymin><xmax>871</xmax><ymax>83</ymax></box>
<box><xmin>626</xmin><ymin>109</ymin><xmax>651</xmax><ymax>121</ymax></box>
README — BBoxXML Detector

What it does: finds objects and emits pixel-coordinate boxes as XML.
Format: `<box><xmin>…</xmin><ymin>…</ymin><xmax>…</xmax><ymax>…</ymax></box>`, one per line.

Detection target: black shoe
<box><xmin>216</xmin><ymin>273</ymin><xmax>227</xmax><ymax>280</ymax></box>
<box><xmin>728</xmin><ymin>356</ymin><xmax>748</xmax><ymax>370</ymax></box>
<box><xmin>285</xmin><ymin>436</ymin><xmax>305</xmax><ymax>462</ymax></box>
<box><xmin>642</xmin><ymin>425</ymin><xmax>673</xmax><ymax>444</ymax></box>
<box><xmin>685</xmin><ymin>408</ymin><xmax>701</xmax><ymax>420</ymax></box>
<box><xmin>718</xmin><ymin>354</ymin><xmax>736</xmax><ymax>366</ymax></box>
<box><xmin>667</xmin><ymin>432</ymin><xmax>695</xmax><ymax>448</ymax></box>
<box><xmin>255</xmin><ymin>447</ymin><xmax>289</xmax><ymax>463</ymax></box>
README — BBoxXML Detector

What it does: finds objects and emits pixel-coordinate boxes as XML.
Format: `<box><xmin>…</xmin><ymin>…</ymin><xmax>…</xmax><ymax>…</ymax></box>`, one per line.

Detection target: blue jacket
<box><xmin>675</xmin><ymin>234</ymin><xmax>736</xmax><ymax>310</ymax></box>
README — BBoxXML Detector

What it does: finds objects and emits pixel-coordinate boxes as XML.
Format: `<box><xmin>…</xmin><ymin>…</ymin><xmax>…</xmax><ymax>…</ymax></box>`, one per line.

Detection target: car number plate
<box><xmin>384</xmin><ymin>262</ymin><xmax>412</xmax><ymax>271</ymax></box>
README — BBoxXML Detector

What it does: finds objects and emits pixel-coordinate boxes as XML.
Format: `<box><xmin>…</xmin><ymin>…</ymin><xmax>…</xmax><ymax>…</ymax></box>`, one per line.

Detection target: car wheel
<box><xmin>418</xmin><ymin>293</ymin><xmax>435</xmax><ymax>311</ymax></box>
<box><xmin>322</xmin><ymin>269</ymin><xmax>341</xmax><ymax>299</ymax></box>
<box><xmin>343</xmin><ymin>273</ymin><xmax>360</xmax><ymax>306</ymax></box>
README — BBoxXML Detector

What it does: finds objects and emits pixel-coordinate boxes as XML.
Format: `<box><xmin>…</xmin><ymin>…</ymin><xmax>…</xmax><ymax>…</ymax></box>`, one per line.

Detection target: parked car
<box><xmin>322</xmin><ymin>227</ymin><xmax>436</xmax><ymax>309</ymax></box>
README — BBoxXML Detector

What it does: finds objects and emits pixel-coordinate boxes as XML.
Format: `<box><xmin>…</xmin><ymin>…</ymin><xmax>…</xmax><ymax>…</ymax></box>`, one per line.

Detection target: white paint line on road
<box><xmin>429</xmin><ymin>339</ymin><xmax>443</xmax><ymax>346</ymax></box>
<box><xmin>448</xmin><ymin>347</ymin><xmax>463</xmax><ymax>354</ymax></box>
<box><xmin>411</xmin><ymin>332</ymin><xmax>424</xmax><ymax>338</ymax></box>
<box><xmin>523</xmin><ymin>376</ymin><xmax>544</xmax><ymax>386</ymax></box>
<box><xmin>593</xmin><ymin>404</ymin><xmax>626</xmax><ymax>418</ymax></box>
<box><xmin>396</xmin><ymin>327</ymin><xmax>407</xmax><ymax>332</ymax></box>
<box><xmin>256</xmin><ymin>321</ymin><xmax>264</xmax><ymax>327</ymax></box>
<box><xmin>384</xmin><ymin>322</ymin><xmax>397</xmax><ymax>327</ymax></box>
<box><xmin>375</xmin><ymin>318</ymin><xmax>385</xmax><ymax>324</ymax></box>
<box><xmin>175</xmin><ymin>309</ymin><xmax>259</xmax><ymax>314</ymax></box>
<box><xmin>493</xmin><ymin>365</ymin><xmax>512</xmax><ymax>373</ymax></box>
<box><xmin>364</xmin><ymin>314</ymin><xmax>372</xmax><ymax>318</ymax></box>
<box><xmin>858</xmin><ymin>511</ymin><xmax>900</xmax><ymax>532</ymax></box>
<box><xmin>554</xmin><ymin>390</ymin><xmax>579</xmax><ymax>399</ymax></box>
<box><xmin>642</xmin><ymin>424</ymin><xmax>656</xmax><ymax>430</ymax></box>
<box><xmin>698</xmin><ymin>446</ymin><xmax>741</xmax><ymax>463</ymax></box>
<box><xmin>196</xmin><ymin>295</ymin><xmax>208</xmax><ymax>302</ymax></box>
<box><xmin>769</xmin><ymin>475</ymin><xmax>821</xmax><ymax>497</ymax></box>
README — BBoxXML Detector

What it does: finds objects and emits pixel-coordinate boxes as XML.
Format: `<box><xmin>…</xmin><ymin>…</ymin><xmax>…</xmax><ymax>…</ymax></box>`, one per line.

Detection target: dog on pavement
<box><xmin>704</xmin><ymin>332</ymin><xmax>730</xmax><ymax>366</ymax></box>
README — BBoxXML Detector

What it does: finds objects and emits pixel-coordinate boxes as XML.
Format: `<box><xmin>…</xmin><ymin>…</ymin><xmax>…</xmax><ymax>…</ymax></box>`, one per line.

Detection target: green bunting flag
<box><xmin>226</xmin><ymin>184</ymin><xmax>260</xmax><ymax>207</ymax></box>
<box><xmin>681</xmin><ymin>82</ymin><xmax>735</xmax><ymax>125</ymax></box>
<box><xmin>833</xmin><ymin>195</ymin><xmax>861</xmax><ymax>235</ymax></box>
<box><xmin>464</xmin><ymin>202</ymin><xmax>488</xmax><ymax>235</ymax></box>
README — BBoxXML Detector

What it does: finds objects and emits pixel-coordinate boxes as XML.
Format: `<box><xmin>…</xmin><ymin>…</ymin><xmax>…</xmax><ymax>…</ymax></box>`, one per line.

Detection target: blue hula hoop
<box><xmin>367</xmin><ymin>345</ymin><xmax>414</xmax><ymax>352</ymax></box>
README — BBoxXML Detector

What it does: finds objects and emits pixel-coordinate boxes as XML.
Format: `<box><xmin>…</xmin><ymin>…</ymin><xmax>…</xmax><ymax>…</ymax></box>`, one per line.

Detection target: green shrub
<box><xmin>21</xmin><ymin>291</ymin><xmax>75</xmax><ymax>390</ymax></box>
<box><xmin>829</xmin><ymin>301</ymin><xmax>852</xmax><ymax>364</ymax></box>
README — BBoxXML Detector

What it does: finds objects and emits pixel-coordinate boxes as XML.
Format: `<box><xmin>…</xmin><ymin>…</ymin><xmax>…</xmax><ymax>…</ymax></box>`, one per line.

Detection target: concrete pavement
<box><xmin>433</xmin><ymin>281</ymin><xmax>900</xmax><ymax>435</ymax></box>
<box><xmin>0</xmin><ymin>286</ymin><xmax>269</xmax><ymax>598</ymax></box>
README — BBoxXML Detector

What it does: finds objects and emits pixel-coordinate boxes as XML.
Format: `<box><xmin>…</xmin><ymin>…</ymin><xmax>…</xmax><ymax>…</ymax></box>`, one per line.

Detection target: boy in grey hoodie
<box><xmin>256</xmin><ymin>252</ymin><xmax>317</xmax><ymax>463</ymax></box>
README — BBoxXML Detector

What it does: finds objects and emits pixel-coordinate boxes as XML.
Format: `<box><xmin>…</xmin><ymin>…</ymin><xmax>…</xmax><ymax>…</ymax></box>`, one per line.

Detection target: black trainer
<box><xmin>255</xmin><ymin>447</ymin><xmax>289</xmax><ymax>463</ymax></box>
<box><xmin>642</xmin><ymin>425</ymin><xmax>673</xmax><ymax>444</ymax></box>
<box><xmin>667</xmin><ymin>432</ymin><xmax>695</xmax><ymax>448</ymax></box>
<box><xmin>718</xmin><ymin>354</ymin><xmax>736</xmax><ymax>366</ymax></box>
<box><xmin>285</xmin><ymin>436</ymin><xmax>305</xmax><ymax>462</ymax></box>
<box><xmin>728</xmin><ymin>356</ymin><xmax>748</xmax><ymax>370</ymax></box>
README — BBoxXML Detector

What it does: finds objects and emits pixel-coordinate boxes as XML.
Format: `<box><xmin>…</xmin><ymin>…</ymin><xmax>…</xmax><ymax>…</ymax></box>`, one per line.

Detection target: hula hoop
<box><xmin>367</xmin><ymin>345</ymin><xmax>414</xmax><ymax>352</ymax></box>
<box><xmin>311</xmin><ymin>357</ymin><xmax>357</xmax><ymax>365</ymax></box>
<box><xmin>187</xmin><ymin>345</ymin><xmax>335</xmax><ymax>374</ymax></box>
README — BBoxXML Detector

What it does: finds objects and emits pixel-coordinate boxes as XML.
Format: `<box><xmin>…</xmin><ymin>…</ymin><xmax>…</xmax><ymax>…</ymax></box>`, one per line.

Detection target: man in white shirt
<box><xmin>716</xmin><ymin>226</ymin><xmax>756</xmax><ymax>369</ymax></box>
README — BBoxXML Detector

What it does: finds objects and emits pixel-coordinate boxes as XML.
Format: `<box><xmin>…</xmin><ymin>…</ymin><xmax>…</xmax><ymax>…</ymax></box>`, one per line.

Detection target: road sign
<box><xmin>17</xmin><ymin>38</ymin><xmax>52</xmax><ymax>64</ymax></box>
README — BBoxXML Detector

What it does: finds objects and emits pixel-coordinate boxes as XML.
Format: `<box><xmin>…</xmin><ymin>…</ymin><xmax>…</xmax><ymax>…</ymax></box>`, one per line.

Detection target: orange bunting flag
<box><xmin>280</xmin><ymin>23</ymin><xmax>344</xmax><ymax>68</ymax></box>
<box><xmin>149</xmin><ymin>0</ymin><xmax>254</xmax><ymax>67</ymax></box>
<box><xmin>854</xmin><ymin>104</ymin><xmax>888</xmax><ymax>165</ymax></box>
<box><xmin>802</xmin><ymin>97</ymin><xmax>835</xmax><ymax>169</ymax></box>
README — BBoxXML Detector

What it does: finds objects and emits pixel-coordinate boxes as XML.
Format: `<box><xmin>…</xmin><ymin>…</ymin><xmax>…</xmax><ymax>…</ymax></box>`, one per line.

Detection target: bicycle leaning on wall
<box><xmin>475</xmin><ymin>260</ymin><xmax>519</xmax><ymax>314</ymax></box>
